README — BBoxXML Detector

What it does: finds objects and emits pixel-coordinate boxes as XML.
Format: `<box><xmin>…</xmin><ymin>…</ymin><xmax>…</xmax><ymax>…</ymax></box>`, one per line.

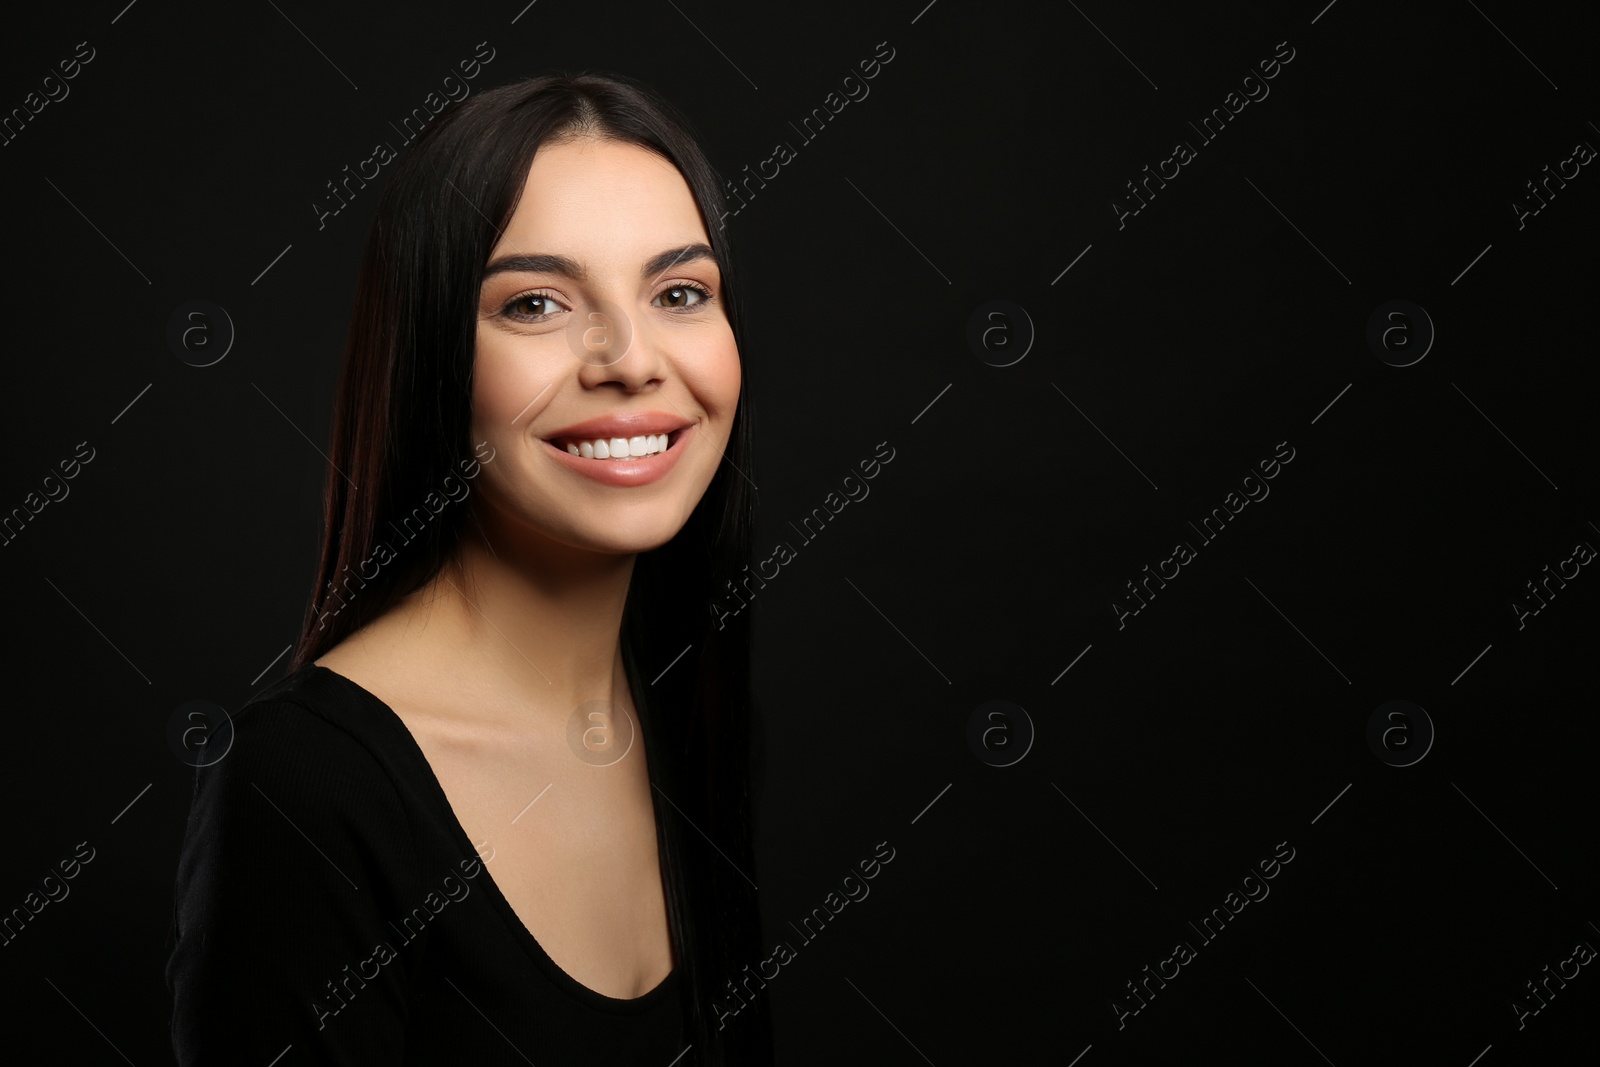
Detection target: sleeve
<box><xmin>165</xmin><ymin>698</ymin><xmax>425</xmax><ymax>1065</ymax></box>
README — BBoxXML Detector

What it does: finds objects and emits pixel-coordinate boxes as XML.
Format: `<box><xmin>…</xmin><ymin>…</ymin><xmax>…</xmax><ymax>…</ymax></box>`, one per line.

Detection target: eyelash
<box><xmin>500</xmin><ymin>282</ymin><xmax>716</xmax><ymax>323</ymax></box>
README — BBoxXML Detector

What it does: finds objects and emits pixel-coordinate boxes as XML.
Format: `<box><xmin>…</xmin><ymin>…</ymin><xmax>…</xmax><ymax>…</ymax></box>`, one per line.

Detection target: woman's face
<box><xmin>470</xmin><ymin>135</ymin><xmax>740</xmax><ymax>556</ymax></box>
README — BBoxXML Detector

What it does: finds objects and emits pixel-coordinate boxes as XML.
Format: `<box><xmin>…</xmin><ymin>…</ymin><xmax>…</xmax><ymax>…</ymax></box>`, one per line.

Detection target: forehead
<box><xmin>491</xmin><ymin>136</ymin><xmax>709</xmax><ymax>260</ymax></box>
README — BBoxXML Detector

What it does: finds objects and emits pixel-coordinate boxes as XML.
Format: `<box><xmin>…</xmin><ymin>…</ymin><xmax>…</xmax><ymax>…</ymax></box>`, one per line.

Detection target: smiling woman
<box><xmin>165</xmin><ymin>73</ymin><xmax>770</xmax><ymax>1067</ymax></box>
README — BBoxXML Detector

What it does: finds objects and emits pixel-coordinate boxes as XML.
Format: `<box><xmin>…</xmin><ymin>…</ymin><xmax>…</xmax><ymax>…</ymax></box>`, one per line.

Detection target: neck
<box><xmin>394</xmin><ymin>505</ymin><xmax>639</xmax><ymax>726</ymax></box>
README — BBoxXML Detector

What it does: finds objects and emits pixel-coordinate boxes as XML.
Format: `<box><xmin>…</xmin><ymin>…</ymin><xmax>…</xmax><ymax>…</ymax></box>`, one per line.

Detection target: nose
<box><xmin>572</xmin><ymin>297</ymin><xmax>666</xmax><ymax>393</ymax></box>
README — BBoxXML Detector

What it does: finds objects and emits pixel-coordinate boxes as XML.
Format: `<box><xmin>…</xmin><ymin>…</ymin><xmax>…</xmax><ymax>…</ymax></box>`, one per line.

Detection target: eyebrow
<box><xmin>481</xmin><ymin>243</ymin><xmax>716</xmax><ymax>284</ymax></box>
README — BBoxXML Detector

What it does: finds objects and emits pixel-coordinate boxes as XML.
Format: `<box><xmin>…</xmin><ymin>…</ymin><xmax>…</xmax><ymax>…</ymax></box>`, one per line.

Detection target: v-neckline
<box><xmin>306</xmin><ymin>664</ymin><xmax>679</xmax><ymax>1015</ymax></box>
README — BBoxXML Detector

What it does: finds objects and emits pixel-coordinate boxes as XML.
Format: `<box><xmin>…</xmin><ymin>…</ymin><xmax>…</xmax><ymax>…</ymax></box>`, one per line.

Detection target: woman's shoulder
<box><xmin>175</xmin><ymin>664</ymin><xmax>426</xmax><ymax>911</ymax></box>
<box><xmin>169</xmin><ymin>669</ymin><xmax>426</xmax><ymax>1059</ymax></box>
<box><xmin>240</xmin><ymin>659</ymin><xmax>366</xmax><ymax>718</ymax></box>
<box><xmin>191</xmin><ymin>663</ymin><xmax>417</xmax><ymax>824</ymax></box>
<box><xmin>229</xmin><ymin>662</ymin><xmax>401</xmax><ymax>759</ymax></box>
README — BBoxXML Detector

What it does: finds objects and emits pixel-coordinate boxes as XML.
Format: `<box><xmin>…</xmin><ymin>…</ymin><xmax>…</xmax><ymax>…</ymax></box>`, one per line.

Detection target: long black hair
<box><xmin>286</xmin><ymin>72</ymin><xmax>770</xmax><ymax>1066</ymax></box>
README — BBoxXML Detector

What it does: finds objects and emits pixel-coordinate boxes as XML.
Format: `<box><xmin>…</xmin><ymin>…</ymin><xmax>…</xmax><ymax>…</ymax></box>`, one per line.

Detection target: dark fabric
<box><xmin>166</xmin><ymin>664</ymin><xmax>684</xmax><ymax>1065</ymax></box>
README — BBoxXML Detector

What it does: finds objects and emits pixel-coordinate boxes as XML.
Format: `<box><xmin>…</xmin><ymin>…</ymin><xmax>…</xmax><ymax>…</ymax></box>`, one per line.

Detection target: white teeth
<box><xmin>561</xmin><ymin>432</ymin><xmax>671</xmax><ymax>459</ymax></box>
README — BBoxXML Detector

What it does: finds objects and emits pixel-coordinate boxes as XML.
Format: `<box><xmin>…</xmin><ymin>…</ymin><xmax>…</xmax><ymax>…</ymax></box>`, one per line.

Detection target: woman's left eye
<box><xmin>654</xmin><ymin>283</ymin><xmax>713</xmax><ymax>310</ymax></box>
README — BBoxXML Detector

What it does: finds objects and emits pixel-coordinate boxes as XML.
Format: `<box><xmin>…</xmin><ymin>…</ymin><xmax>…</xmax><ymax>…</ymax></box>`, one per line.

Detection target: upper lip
<box><xmin>542</xmin><ymin>411</ymin><xmax>694</xmax><ymax>443</ymax></box>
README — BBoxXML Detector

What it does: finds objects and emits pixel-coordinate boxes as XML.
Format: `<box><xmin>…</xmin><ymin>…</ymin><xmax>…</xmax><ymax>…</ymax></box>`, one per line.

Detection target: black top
<box><xmin>165</xmin><ymin>664</ymin><xmax>684</xmax><ymax>1065</ymax></box>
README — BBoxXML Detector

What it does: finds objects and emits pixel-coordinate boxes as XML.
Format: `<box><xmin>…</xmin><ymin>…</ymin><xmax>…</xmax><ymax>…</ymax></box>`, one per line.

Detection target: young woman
<box><xmin>166</xmin><ymin>73</ymin><xmax>772</xmax><ymax>1065</ymax></box>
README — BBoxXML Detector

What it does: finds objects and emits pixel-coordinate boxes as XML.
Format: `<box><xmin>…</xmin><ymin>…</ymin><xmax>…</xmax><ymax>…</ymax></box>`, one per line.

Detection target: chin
<box><xmin>556</xmin><ymin>511</ymin><xmax>691</xmax><ymax>556</ymax></box>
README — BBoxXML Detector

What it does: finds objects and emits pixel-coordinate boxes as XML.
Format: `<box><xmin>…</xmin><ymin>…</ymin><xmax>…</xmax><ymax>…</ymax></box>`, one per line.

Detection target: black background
<box><xmin>2</xmin><ymin>0</ymin><xmax>1596</xmax><ymax>1063</ymax></box>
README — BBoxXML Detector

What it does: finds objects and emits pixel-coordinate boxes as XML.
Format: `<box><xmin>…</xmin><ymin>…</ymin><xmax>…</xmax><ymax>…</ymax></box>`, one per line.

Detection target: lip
<box><xmin>541</xmin><ymin>422</ymin><xmax>697</xmax><ymax>488</ymax></box>
<box><xmin>543</xmin><ymin>411</ymin><xmax>693</xmax><ymax>443</ymax></box>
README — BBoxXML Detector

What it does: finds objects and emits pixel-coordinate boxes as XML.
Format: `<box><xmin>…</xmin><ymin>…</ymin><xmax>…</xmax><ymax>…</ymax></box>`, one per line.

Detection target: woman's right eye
<box><xmin>502</xmin><ymin>291</ymin><xmax>570</xmax><ymax>321</ymax></box>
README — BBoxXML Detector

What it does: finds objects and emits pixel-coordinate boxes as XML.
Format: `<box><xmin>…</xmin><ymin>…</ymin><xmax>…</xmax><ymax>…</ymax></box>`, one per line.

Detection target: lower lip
<box><xmin>542</xmin><ymin>425</ymin><xmax>695</xmax><ymax>487</ymax></box>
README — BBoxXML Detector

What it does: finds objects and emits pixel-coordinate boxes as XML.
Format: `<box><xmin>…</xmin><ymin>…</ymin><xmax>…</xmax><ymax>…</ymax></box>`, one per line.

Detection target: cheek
<box><xmin>472</xmin><ymin>329</ymin><xmax>548</xmax><ymax>427</ymax></box>
<box><xmin>724</xmin><ymin>339</ymin><xmax>742</xmax><ymax>395</ymax></box>
<box><xmin>691</xmin><ymin>329</ymin><xmax>742</xmax><ymax>414</ymax></box>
